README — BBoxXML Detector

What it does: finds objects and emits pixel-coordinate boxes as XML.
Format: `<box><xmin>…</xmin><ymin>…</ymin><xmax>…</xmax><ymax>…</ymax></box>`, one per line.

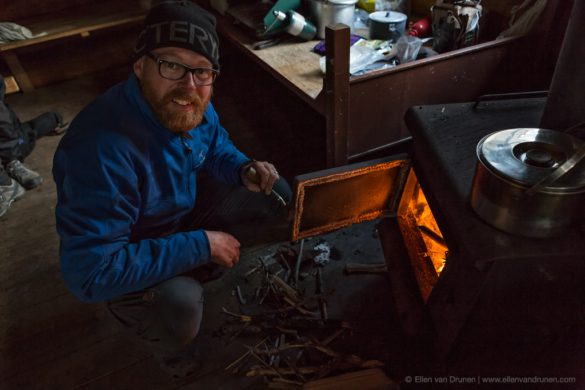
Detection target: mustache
<box><xmin>164</xmin><ymin>89</ymin><xmax>202</xmax><ymax>105</ymax></box>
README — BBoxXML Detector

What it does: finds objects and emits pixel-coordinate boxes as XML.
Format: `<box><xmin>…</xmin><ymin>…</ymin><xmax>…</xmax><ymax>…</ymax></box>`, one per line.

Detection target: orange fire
<box><xmin>397</xmin><ymin>170</ymin><xmax>448</xmax><ymax>302</ymax></box>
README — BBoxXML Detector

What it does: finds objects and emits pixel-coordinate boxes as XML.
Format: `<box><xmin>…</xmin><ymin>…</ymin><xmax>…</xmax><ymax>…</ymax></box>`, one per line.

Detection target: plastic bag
<box><xmin>319</xmin><ymin>43</ymin><xmax>386</xmax><ymax>74</ymax></box>
<box><xmin>396</xmin><ymin>35</ymin><xmax>423</xmax><ymax>63</ymax></box>
<box><xmin>348</xmin><ymin>44</ymin><xmax>388</xmax><ymax>74</ymax></box>
<box><xmin>319</xmin><ymin>39</ymin><xmax>396</xmax><ymax>75</ymax></box>
<box><xmin>0</xmin><ymin>23</ymin><xmax>34</xmax><ymax>43</ymax></box>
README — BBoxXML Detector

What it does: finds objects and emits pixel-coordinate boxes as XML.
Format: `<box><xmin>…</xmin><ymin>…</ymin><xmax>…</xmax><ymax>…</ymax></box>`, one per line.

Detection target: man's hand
<box><xmin>205</xmin><ymin>230</ymin><xmax>241</xmax><ymax>268</ymax></box>
<box><xmin>240</xmin><ymin>160</ymin><xmax>279</xmax><ymax>195</ymax></box>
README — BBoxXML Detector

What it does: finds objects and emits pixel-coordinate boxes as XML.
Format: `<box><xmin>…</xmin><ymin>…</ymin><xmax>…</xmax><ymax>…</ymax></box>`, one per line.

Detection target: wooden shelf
<box><xmin>0</xmin><ymin>1</ymin><xmax>147</xmax><ymax>52</ymax></box>
<box><xmin>0</xmin><ymin>0</ymin><xmax>148</xmax><ymax>92</ymax></box>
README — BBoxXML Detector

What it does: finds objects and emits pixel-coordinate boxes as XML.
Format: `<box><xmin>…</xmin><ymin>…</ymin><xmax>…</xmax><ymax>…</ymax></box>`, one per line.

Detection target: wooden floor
<box><xmin>0</xmin><ymin>68</ymin><xmax>170</xmax><ymax>389</ymax></box>
<box><xmin>0</xmin><ymin>57</ymin><xmax>403</xmax><ymax>389</ymax></box>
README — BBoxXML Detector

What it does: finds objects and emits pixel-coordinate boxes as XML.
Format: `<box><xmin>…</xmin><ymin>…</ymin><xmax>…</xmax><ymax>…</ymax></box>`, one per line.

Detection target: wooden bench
<box><xmin>0</xmin><ymin>0</ymin><xmax>148</xmax><ymax>93</ymax></box>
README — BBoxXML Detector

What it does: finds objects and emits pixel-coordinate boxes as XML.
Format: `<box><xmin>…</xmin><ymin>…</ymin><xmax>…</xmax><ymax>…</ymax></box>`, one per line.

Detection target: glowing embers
<box><xmin>397</xmin><ymin>170</ymin><xmax>448</xmax><ymax>302</ymax></box>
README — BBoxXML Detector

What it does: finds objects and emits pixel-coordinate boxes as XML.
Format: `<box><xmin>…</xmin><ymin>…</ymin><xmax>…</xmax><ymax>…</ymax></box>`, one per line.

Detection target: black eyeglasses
<box><xmin>146</xmin><ymin>52</ymin><xmax>219</xmax><ymax>86</ymax></box>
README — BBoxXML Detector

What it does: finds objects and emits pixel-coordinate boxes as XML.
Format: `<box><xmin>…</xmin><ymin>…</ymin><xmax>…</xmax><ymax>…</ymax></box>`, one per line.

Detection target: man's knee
<box><xmin>154</xmin><ymin>276</ymin><xmax>204</xmax><ymax>349</ymax></box>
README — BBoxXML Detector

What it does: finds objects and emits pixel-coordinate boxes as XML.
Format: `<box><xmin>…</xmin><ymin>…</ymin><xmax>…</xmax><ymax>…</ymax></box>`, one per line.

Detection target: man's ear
<box><xmin>133</xmin><ymin>57</ymin><xmax>145</xmax><ymax>79</ymax></box>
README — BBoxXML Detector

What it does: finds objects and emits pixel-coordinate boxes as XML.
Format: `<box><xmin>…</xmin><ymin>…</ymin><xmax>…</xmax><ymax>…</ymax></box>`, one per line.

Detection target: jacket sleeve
<box><xmin>201</xmin><ymin>104</ymin><xmax>250</xmax><ymax>185</ymax></box>
<box><xmin>53</xmin><ymin>131</ymin><xmax>211</xmax><ymax>303</ymax></box>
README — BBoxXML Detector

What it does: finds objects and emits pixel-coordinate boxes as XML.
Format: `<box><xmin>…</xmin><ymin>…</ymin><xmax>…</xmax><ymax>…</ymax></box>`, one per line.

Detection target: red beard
<box><xmin>142</xmin><ymin>83</ymin><xmax>210</xmax><ymax>133</ymax></box>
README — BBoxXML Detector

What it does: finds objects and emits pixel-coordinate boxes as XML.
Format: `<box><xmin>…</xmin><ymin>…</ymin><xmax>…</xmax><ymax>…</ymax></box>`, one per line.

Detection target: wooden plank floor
<box><xmin>0</xmin><ymin>67</ymin><xmax>171</xmax><ymax>389</ymax></box>
<box><xmin>0</xmin><ymin>57</ymin><xmax>402</xmax><ymax>389</ymax></box>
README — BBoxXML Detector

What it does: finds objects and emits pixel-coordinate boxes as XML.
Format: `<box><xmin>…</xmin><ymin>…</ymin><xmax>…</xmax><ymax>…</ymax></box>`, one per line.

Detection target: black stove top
<box><xmin>405</xmin><ymin>97</ymin><xmax>585</xmax><ymax>264</ymax></box>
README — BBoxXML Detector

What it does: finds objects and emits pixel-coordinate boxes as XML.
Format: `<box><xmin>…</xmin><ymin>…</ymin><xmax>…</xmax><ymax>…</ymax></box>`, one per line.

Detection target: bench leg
<box><xmin>1</xmin><ymin>52</ymin><xmax>35</xmax><ymax>92</ymax></box>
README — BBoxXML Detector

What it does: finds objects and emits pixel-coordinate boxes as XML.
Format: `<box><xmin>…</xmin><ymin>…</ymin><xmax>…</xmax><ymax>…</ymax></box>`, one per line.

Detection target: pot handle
<box><xmin>525</xmin><ymin>142</ymin><xmax>585</xmax><ymax>196</ymax></box>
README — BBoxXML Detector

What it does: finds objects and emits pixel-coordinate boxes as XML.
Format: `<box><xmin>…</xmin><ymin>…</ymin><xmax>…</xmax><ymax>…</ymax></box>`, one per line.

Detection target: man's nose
<box><xmin>179</xmin><ymin>71</ymin><xmax>199</xmax><ymax>88</ymax></box>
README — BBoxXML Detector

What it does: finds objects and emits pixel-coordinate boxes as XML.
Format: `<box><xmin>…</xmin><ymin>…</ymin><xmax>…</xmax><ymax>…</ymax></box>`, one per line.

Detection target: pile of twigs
<box><xmin>221</xmin><ymin>245</ymin><xmax>384</xmax><ymax>388</ymax></box>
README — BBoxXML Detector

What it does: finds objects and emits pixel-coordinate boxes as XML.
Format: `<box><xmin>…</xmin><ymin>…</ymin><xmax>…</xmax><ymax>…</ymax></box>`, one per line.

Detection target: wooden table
<box><xmin>214</xmin><ymin>15</ymin><xmax>325</xmax><ymax>107</ymax></box>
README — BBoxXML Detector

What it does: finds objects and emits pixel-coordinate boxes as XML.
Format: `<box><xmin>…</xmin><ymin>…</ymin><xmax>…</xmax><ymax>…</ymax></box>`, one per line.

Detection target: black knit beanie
<box><xmin>134</xmin><ymin>0</ymin><xmax>220</xmax><ymax>69</ymax></box>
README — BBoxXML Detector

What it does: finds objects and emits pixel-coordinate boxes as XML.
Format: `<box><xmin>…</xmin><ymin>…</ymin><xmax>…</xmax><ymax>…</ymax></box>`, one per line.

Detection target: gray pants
<box><xmin>107</xmin><ymin>176</ymin><xmax>290</xmax><ymax>353</ymax></box>
<box><xmin>107</xmin><ymin>276</ymin><xmax>205</xmax><ymax>352</ymax></box>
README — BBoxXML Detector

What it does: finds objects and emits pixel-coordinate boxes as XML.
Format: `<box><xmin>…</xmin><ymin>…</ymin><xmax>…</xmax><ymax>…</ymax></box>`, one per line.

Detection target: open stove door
<box><xmin>291</xmin><ymin>155</ymin><xmax>411</xmax><ymax>241</ymax></box>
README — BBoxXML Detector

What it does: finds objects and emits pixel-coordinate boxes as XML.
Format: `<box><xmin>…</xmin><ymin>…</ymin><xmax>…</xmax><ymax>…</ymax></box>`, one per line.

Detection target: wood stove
<box><xmin>291</xmin><ymin>96</ymin><xmax>584</xmax><ymax>386</ymax></box>
<box><xmin>290</xmin><ymin>1</ymin><xmax>585</xmax><ymax>384</ymax></box>
<box><xmin>399</xmin><ymin>0</ymin><xmax>585</xmax><ymax>380</ymax></box>
<box><xmin>403</xmin><ymin>96</ymin><xmax>585</xmax><ymax>382</ymax></box>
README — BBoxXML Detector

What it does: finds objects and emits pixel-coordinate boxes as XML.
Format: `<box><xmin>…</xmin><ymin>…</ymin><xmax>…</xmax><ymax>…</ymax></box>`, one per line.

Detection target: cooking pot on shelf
<box><xmin>308</xmin><ymin>0</ymin><xmax>358</xmax><ymax>39</ymax></box>
<box><xmin>369</xmin><ymin>10</ymin><xmax>407</xmax><ymax>41</ymax></box>
<box><xmin>470</xmin><ymin>128</ymin><xmax>585</xmax><ymax>238</ymax></box>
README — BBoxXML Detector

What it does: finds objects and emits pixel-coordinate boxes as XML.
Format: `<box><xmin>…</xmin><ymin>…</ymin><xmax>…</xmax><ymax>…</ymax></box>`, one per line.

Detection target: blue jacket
<box><xmin>53</xmin><ymin>75</ymin><xmax>249</xmax><ymax>302</ymax></box>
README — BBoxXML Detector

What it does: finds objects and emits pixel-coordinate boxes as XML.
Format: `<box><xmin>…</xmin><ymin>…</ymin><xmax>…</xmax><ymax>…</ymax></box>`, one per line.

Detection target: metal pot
<box><xmin>369</xmin><ymin>11</ymin><xmax>407</xmax><ymax>41</ymax></box>
<box><xmin>470</xmin><ymin>128</ymin><xmax>585</xmax><ymax>237</ymax></box>
<box><xmin>307</xmin><ymin>0</ymin><xmax>358</xmax><ymax>39</ymax></box>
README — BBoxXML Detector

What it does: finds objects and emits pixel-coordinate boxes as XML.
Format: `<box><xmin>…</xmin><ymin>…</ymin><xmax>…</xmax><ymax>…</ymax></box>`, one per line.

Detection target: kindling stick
<box><xmin>225</xmin><ymin>336</ymin><xmax>270</xmax><ymax>372</ymax></box>
<box><xmin>294</xmin><ymin>239</ymin><xmax>305</xmax><ymax>286</ymax></box>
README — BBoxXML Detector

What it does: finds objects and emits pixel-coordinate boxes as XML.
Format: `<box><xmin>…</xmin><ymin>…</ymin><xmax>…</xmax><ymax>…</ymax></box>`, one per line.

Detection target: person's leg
<box><xmin>11</xmin><ymin>111</ymin><xmax>62</xmax><ymax>162</ymax></box>
<box><xmin>22</xmin><ymin>111</ymin><xmax>63</xmax><ymax>140</ymax></box>
<box><xmin>107</xmin><ymin>276</ymin><xmax>206</xmax><ymax>379</ymax></box>
<box><xmin>13</xmin><ymin>111</ymin><xmax>60</xmax><ymax>162</ymax></box>
<box><xmin>5</xmin><ymin>112</ymin><xmax>61</xmax><ymax>189</ymax></box>
<box><xmin>107</xmin><ymin>176</ymin><xmax>291</xmax><ymax>379</ymax></box>
<box><xmin>0</xmin><ymin>164</ymin><xmax>11</xmax><ymax>186</ymax></box>
<box><xmin>176</xmin><ymin>175</ymin><xmax>291</xmax><ymax>283</ymax></box>
<box><xmin>185</xmin><ymin>174</ymin><xmax>292</xmax><ymax>246</ymax></box>
<box><xmin>107</xmin><ymin>276</ymin><xmax>204</xmax><ymax>353</ymax></box>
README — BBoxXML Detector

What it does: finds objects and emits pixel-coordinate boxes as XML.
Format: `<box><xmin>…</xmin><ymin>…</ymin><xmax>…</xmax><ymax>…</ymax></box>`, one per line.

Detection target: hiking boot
<box><xmin>0</xmin><ymin>178</ymin><xmax>25</xmax><ymax>217</ymax></box>
<box><xmin>6</xmin><ymin>160</ymin><xmax>43</xmax><ymax>190</ymax></box>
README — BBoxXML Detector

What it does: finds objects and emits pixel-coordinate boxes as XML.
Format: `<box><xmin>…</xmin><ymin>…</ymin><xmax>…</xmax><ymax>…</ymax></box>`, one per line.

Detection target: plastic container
<box><xmin>357</xmin><ymin>0</ymin><xmax>375</xmax><ymax>12</ymax></box>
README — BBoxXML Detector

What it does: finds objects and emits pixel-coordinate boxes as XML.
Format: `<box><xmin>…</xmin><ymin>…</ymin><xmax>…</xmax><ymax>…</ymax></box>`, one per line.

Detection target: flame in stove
<box><xmin>398</xmin><ymin>170</ymin><xmax>448</xmax><ymax>302</ymax></box>
<box><xmin>413</xmin><ymin>191</ymin><xmax>447</xmax><ymax>275</ymax></box>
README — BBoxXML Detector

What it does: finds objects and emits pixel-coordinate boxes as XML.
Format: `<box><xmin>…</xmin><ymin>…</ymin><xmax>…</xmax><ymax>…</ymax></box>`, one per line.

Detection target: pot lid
<box><xmin>369</xmin><ymin>11</ymin><xmax>407</xmax><ymax>23</ymax></box>
<box><xmin>477</xmin><ymin>128</ymin><xmax>585</xmax><ymax>191</ymax></box>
